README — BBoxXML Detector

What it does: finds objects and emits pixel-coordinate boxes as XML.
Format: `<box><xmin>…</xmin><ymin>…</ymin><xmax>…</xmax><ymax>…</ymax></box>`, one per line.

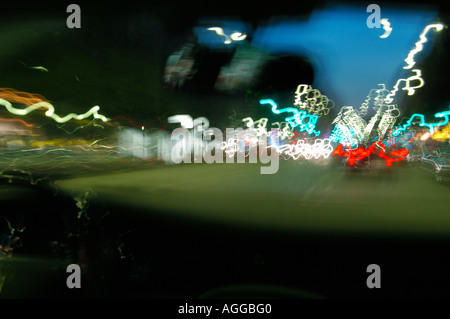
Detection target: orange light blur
<box><xmin>0</xmin><ymin>117</ymin><xmax>34</xmax><ymax>128</ymax></box>
<box><xmin>0</xmin><ymin>88</ymin><xmax>51</xmax><ymax>109</ymax></box>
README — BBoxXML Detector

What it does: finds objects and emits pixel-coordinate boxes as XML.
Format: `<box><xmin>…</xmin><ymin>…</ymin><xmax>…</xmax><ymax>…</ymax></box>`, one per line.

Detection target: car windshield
<box><xmin>0</xmin><ymin>0</ymin><xmax>449</xmax><ymax>301</ymax></box>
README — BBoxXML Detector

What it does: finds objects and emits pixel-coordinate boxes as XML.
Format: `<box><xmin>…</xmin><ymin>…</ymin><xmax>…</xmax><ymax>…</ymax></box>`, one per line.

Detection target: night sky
<box><xmin>1</xmin><ymin>0</ymin><xmax>448</xmax><ymax>132</ymax></box>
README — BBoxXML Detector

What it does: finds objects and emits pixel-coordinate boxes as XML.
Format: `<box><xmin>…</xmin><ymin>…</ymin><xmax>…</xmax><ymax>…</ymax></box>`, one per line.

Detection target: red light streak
<box><xmin>110</xmin><ymin>116</ymin><xmax>167</xmax><ymax>130</ymax></box>
<box><xmin>332</xmin><ymin>142</ymin><xmax>409</xmax><ymax>167</ymax></box>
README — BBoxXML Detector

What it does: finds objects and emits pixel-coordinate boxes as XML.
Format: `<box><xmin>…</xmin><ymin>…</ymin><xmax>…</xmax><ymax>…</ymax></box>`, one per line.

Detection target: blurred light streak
<box><xmin>329</xmin><ymin>123</ymin><xmax>360</xmax><ymax>148</ymax></box>
<box><xmin>17</xmin><ymin>61</ymin><xmax>49</xmax><ymax>73</ymax></box>
<box><xmin>0</xmin><ymin>119</ymin><xmax>34</xmax><ymax>137</ymax></box>
<box><xmin>221</xmin><ymin>138</ymin><xmax>241</xmax><ymax>158</ymax></box>
<box><xmin>207</xmin><ymin>27</ymin><xmax>232</xmax><ymax>44</ymax></box>
<box><xmin>271</xmin><ymin>122</ymin><xmax>296</xmax><ymax>140</ymax></box>
<box><xmin>271</xmin><ymin>138</ymin><xmax>334</xmax><ymax>160</ymax></box>
<box><xmin>110</xmin><ymin>115</ymin><xmax>167</xmax><ymax>130</ymax></box>
<box><xmin>377</xmin><ymin>106</ymin><xmax>401</xmax><ymax>138</ymax></box>
<box><xmin>0</xmin><ymin>117</ymin><xmax>34</xmax><ymax>128</ymax></box>
<box><xmin>359</xmin><ymin>86</ymin><xmax>384</xmax><ymax>117</ymax></box>
<box><xmin>207</xmin><ymin>27</ymin><xmax>247</xmax><ymax>44</ymax></box>
<box><xmin>0</xmin><ymin>88</ymin><xmax>51</xmax><ymax>106</ymax></box>
<box><xmin>168</xmin><ymin>114</ymin><xmax>194</xmax><ymax>128</ymax></box>
<box><xmin>0</xmin><ymin>215</ymin><xmax>25</xmax><ymax>235</ymax></box>
<box><xmin>331</xmin><ymin>106</ymin><xmax>366</xmax><ymax>141</ymax></box>
<box><xmin>251</xmin><ymin>5</ymin><xmax>438</xmax><ymax>108</ymax></box>
<box><xmin>294</xmin><ymin>84</ymin><xmax>334</xmax><ymax>116</ymax></box>
<box><xmin>30</xmin><ymin>138</ymin><xmax>92</xmax><ymax>148</ymax></box>
<box><xmin>384</xmin><ymin>69</ymin><xmax>424</xmax><ymax>103</ymax></box>
<box><xmin>332</xmin><ymin>82</ymin><xmax>400</xmax><ymax>144</ymax></box>
<box><xmin>380</xmin><ymin>18</ymin><xmax>392</xmax><ymax>38</ymax></box>
<box><xmin>403</xmin><ymin>23</ymin><xmax>444</xmax><ymax>70</ymax></box>
<box><xmin>259</xmin><ymin>99</ymin><xmax>320</xmax><ymax>136</ymax></box>
<box><xmin>56</xmin><ymin>118</ymin><xmax>104</xmax><ymax>134</ymax></box>
<box><xmin>230</xmin><ymin>32</ymin><xmax>247</xmax><ymax>41</ymax></box>
<box><xmin>420</xmin><ymin>132</ymin><xmax>431</xmax><ymax>141</ymax></box>
<box><xmin>242</xmin><ymin>117</ymin><xmax>270</xmax><ymax>137</ymax></box>
<box><xmin>393</xmin><ymin>108</ymin><xmax>450</xmax><ymax>136</ymax></box>
<box><xmin>0</xmin><ymin>145</ymin><xmax>136</xmax><ymax>179</ymax></box>
<box><xmin>29</xmin><ymin>66</ymin><xmax>49</xmax><ymax>72</ymax></box>
<box><xmin>384</xmin><ymin>23</ymin><xmax>443</xmax><ymax>104</ymax></box>
<box><xmin>432</xmin><ymin>125</ymin><xmax>450</xmax><ymax>140</ymax></box>
<box><xmin>332</xmin><ymin>142</ymin><xmax>409</xmax><ymax>167</ymax></box>
<box><xmin>243</xmin><ymin>117</ymin><xmax>297</xmax><ymax>140</ymax></box>
<box><xmin>0</xmin><ymin>98</ymin><xmax>109</xmax><ymax>123</ymax></box>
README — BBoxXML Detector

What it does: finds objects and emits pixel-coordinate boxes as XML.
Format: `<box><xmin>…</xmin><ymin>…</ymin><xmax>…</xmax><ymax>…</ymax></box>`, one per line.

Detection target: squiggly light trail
<box><xmin>403</xmin><ymin>24</ymin><xmax>444</xmax><ymax>70</ymax></box>
<box><xmin>221</xmin><ymin>134</ymin><xmax>334</xmax><ymax>161</ymax></box>
<box><xmin>242</xmin><ymin>117</ymin><xmax>269</xmax><ymax>137</ymax></box>
<box><xmin>329</xmin><ymin>124</ymin><xmax>360</xmax><ymax>148</ymax></box>
<box><xmin>259</xmin><ymin>99</ymin><xmax>320</xmax><ymax>136</ymax></box>
<box><xmin>331</xmin><ymin>106</ymin><xmax>366</xmax><ymax>142</ymax></box>
<box><xmin>0</xmin><ymin>98</ymin><xmax>110</xmax><ymax>123</ymax></box>
<box><xmin>384</xmin><ymin>69</ymin><xmax>425</xmax><ymax>104</ymax></box>
<box><xmin>393</xmin><ymin>107</ymin><xmax>450</xmax><ymax>136</ymax></box>
<box><xmin>207</xmin><ymin>27</ymin><xmax>232</xmax><ymax>44</ymax></box>
<box><xmin>332</xmin><ymin>142</ymin><xmax>409</xmax><ymax>167</ymax></box>
<box><xmin>294</xmin><ymin>84</ymin><xmax>334</xmax><ymax>116</ymax></box>
<box><xmin>377</xmin><ymin>106</ymin><xmax>401</xmax><ymax>138</ymax></box>
<box><xmin>332</xmin><ymin>22</ymin><xmax>444</xmax><ymax>144</ymax></box>
<box><xmin>221</xmin><ymin>138</ymin><xmax>240</xmax><ymax>158</ymax></box>
<box><xmin>271</xmin><ymin>138</ymin><xmax>334</xmax><ymax>160</ymax></box>
<box><xmin>358</xmin><ymin>84</ymin><xmax>401</xmax><ymax>143</ymax></box>
<box><xmin>380</xmin><ymin>18</ymin><xmax>392</xmax><ymax>38</ymax></box>
<box><xmin>242</xmin><ymin>117</ymin><xmax>296</xmax><ymax>140</ymax></box>
<box><xmin>271</xmin><ymin>122</ymin><xmax>296</xmax><ymax>140</ymax></box>
<box><xmin>383</xmin><ymin>24</ymin><xmax>443</xmax><ymax>104</ymax></box>
<box><xmin>207</xmin><ymin>27</ymin><xmax>247</xmax><ymax>44</ymax></box>
<box><xmin>56</xmin><ymin>119</ymin><xmax>104</xmax><ymax>134</ymax></box>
